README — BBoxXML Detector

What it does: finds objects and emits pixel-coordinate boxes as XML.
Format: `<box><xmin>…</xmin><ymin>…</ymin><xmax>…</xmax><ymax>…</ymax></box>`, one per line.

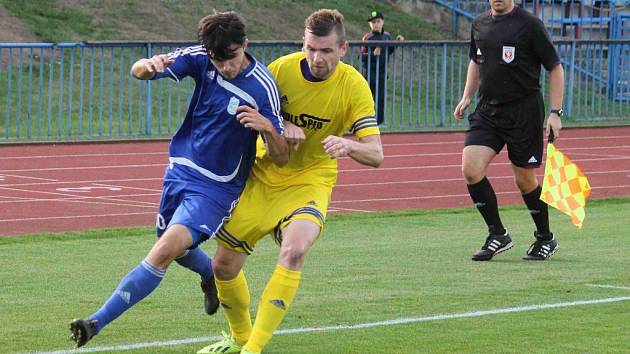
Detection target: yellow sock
<box><xmin>244</xmin><ymin>264</ymin><xmax>301</xmax><ymax>353</ymax></box>
<box><xmin>215</xmin><ymin>270</ymin><xmax>252</xmax><ymax>346</ymax></box>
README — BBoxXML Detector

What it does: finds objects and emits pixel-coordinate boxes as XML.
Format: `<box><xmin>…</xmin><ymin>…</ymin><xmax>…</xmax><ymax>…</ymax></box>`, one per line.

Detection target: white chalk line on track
<box><xmin>29</xmin><ymin>294</ymin><xmax>630</xmax><ymax>354</ymax></box>
<box><xmin>0</xmin><ymin>194</ymin><xmax>159</xmax><ymax>207</ymax></box>
<box><xmin>2</xmin><ymin>143</ymin><xmax>629</xmax><ymax>161</ymax></box>
<box><xmin>335</xmin><ymin>169</ymin><xmax>630</xmax><ymax>188</ymax></box>
<box><xmin>3</xmin><ymin>133</ymin><xmax>629</xmax><ymax>160</ymax></box>
<box><xmin>1</xmin><ymin>166</ymin><xmax>628</xmax><ymax>190</ymax></box>
<box><xmin>1</xmin><ymin>131</ymin><xmax>628</xmax><ymax>229</ymax></box>
<box><xmin>0</xmin><ymin>171</ymin><xmax>628</xmax><ymax>218</ymax></box>
<box><xmin>1</xmin><ymin>169</ymin><xmax>626</xmax><ymax>206</ymax></box>
<box><xmin>91</xmin><ymin>183</ymin><xmax>162</xmax><ymax>193</ymax></box>
<box><xmin>4</xmin><ymin>184</ymin><xmax>627</xmax><ymax>223</ymax></box>
<box><xmin>0</xmin><ymin>194</ymin><xmax>37</xmax><ymax>200</ymax></box>
<box><xmin>340</xmin><ymin>156</ymin><xmax>630</xmax><ymax>173</ymax></box>
<box><xmin>2</xmin><ymin>134</ymin><xmax>629</xmax><ymax>160</ymax></box>
<box><xmin>0</xmin><ymin>164</ymin><xmax>164</xmax><ymax>173</ymax></box>
<box><xmin>330</xmin><ymin>184</ymin><xmax>630</xmax><ymax>204</ymax></box>
<box><xmin>2</xmin><ymin>155</ymin><xmax>629</xmax><ymax>174</ymax></box>
<box><xmin>328</xmin><ymin>206</ymin><xmax>372</xmax><ymax>213</ymax></box>
<box><xmin>0</xmin><ymin>186</ymin><xmax>158</xmax><ymax>209</ymax></box>
<box><xmin>2</xmin><ymin>212</ymin><xmax>155</xmax><ymax>223</ymax></box>
<box><xmin>0</xmin><ymin>173</ymin><xmax>58</xmax><ymax>181</ymax></box>
<box><xmin>0</xmin><ymin>177</ymin><xmax>162</xmax><ymax>188</ymax></box>
<box><xmin>0</xmin><ymin>152</ymin><xmax>164</xmax><ymax>160</ymax></box>
<box><xmin>380</xmin><ymin>134</ymin><xmax>630</xmax><ymax>147</ymax></box>
<box><xmin>382</xmin><ymin>146</ymin><xmax>630</xmax><ymax>159</ymax></box>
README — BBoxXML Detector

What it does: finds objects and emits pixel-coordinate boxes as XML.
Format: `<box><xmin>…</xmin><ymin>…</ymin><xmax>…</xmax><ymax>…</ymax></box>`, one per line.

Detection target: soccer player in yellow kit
<box><xmin>197</xmin><ymin>9</ymin><xmax>384</xmax><ymax>354</ymax></box>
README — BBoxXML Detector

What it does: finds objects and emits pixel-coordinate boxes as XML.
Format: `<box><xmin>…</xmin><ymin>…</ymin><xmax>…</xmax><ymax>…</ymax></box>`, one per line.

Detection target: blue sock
<box><xmin>89</xmin><ymin>259</ymin><xmax>164</xmax><ymax>334</ymax></box>
<box><xmin>175</xmin><ymin>247</ymin><xmax>213</xmax><ymax>281</ymax></box>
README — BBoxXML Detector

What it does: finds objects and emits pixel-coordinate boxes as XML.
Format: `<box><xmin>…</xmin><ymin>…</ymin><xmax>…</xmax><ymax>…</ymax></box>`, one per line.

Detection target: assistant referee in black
<box><xmin>454</xmin><ymin>0</ymin><xmax>564</xmax><ymax>261</ymax></box>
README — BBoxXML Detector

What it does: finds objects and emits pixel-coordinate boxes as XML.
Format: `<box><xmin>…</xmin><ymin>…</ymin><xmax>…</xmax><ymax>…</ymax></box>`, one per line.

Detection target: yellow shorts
<box><xmin>215</xmin><ymin>176</ymin><xmax>331</xmax><ymax>254</ymax></box>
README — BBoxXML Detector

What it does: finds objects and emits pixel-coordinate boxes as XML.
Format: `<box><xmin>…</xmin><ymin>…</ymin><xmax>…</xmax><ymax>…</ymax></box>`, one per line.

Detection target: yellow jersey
<box><xmin>253</xmin><ymin>52</ymin><xmax>380</xmax><ymax>188</ymax></box>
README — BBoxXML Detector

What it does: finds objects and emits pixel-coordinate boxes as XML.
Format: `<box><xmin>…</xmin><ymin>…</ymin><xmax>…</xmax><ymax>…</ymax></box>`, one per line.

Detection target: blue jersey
<box><xmin>153</xmin><ymin>45</ymin><xmax>284</xmax><ymax>189</ymax></box>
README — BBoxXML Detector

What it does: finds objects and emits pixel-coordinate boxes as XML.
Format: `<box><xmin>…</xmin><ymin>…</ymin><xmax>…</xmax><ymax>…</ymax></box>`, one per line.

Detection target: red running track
<box><xmin>1</xmin><ymin>126</ymin><xmax>629</xmax><ymax>236</ymax></box>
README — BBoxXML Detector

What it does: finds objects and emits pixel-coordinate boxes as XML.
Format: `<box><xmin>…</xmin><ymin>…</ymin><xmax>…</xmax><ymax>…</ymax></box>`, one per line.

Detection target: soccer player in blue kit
<box><xmin>69</xmin><ymin>11</ymin><xmax>288</xmax><ymax>347</ymax></box>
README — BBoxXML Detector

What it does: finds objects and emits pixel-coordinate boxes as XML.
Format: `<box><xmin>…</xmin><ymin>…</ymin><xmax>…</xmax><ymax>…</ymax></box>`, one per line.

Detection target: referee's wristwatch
<box><xmin>550</xmin><ymin>108</ymin><xmax>563</xmax><ymax>118</ymax></box>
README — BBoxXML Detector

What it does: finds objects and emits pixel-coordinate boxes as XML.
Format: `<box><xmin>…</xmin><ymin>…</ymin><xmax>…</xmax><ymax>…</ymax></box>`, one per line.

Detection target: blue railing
<box><xmin>433</xmin><ymin>0</ymin><xmax>630</xmax><ymax>100</ymax></box>
<box><xmin>1</xmin><ymin>40</ymin><xmax>629</xmax><ymax>142</ymax></box>
<box><xmin>434</xmin><ymin>0</ymin><xmax>630</xmax><ymax>38</ymax></box>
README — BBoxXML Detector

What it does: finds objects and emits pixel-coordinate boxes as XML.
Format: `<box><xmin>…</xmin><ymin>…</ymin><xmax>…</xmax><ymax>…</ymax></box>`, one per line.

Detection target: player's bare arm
<box><xmin>131</xmin><ymin>54</ymin><xmax>174</xmax><ymax>80</ymax></box>
<box><xmin>322</xmin><ymin>134</ymin><xmax>383</xmax><ymax>167</ymax></box>
<box><xmin>282</xmin><ymin>120</ymin><xmax>306</xmax><ymax>151</ymax></box>
<box><xmin>236</xmin><ymin>105</ymin><xmax>289</xmax><ymax>167</ymax></box>
<box><xmin>454</xmin><ymin>60</ymin><xmax>480</xmax><ymax>120</ymax></box>
<box><xmin>546</xmin><ymin>63</ymin><xmax>564</xmax><ymax>140</ymax></box>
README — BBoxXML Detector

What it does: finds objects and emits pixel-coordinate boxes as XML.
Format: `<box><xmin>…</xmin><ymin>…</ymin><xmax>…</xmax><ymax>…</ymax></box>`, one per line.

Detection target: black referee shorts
<box><xmin>464</xmin><ymin>92</ymin><xmax>545</xmax><ymax>168</ymax></box>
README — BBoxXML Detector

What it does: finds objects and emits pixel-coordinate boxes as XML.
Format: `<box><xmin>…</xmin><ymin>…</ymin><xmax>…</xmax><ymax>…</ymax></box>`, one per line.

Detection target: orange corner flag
<box><xmin>540</xmin><ymin>143</ymin><xmax>591</xmax><ymax>228</ymax></box>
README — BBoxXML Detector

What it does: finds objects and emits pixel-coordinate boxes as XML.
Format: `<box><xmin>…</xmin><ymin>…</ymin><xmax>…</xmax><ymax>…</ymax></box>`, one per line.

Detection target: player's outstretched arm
<box><xmin>235</xmin><ymin>106</ymin><xmax>289</xmax><ymax>167</ymax></box>
<box><xmin>322</xmin><ymin>134</ymin><xmax>383</xmax><ymax>167</ymax></box>
<box><xmin>131</xmin><ymin>54</ymin><xmax>174</xmax><ymax>80</ymax></box>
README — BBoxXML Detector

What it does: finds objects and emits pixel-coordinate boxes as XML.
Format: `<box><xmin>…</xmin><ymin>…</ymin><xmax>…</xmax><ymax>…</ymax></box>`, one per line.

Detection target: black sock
<box><xmin>522</xmin><ymin>185</ymin><xmax>551</xmax><ymax>239</ymax></box>
<box><xmin>467</xmin><ymin>177</ymin><xmax>505</xmax><ymax>235</ymax></box>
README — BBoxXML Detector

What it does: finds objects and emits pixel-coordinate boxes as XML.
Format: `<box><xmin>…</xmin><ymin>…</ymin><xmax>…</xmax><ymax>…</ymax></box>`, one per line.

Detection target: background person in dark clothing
<box><xmin>360</xmin><ymin>10</ymin><xmax>404</xmax><ymax>126</ymax></box>
<box><xmin>453</xmin><ymin>0</ymin><xmax>564</xmax><ymax>261</ymax></box>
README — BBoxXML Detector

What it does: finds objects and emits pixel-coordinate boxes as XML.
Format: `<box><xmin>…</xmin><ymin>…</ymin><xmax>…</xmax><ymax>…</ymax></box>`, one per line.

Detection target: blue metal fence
<box><xmin>1</xmin><ymin>40</ymin><xmax>629</xmax><ymax>142</ymax></box>
<box><xmin>433</xmin><ymin>0</ymin><xmax>630</xmax><ymax>100</ymax></box>
<box><xmin>434</xmin><ymin>0</ymin><xmax>630</xmax><ymax>39</ymax></box>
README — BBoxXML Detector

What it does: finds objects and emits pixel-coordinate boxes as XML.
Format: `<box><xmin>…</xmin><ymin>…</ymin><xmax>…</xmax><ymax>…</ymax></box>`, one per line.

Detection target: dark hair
<box><xmin>197</xmin><ymin>11</ymin><xmax>247</xmax><ymax>61</ymax></box>
<box><xmin>304</xmin><ymin>9</ymin><xmax>346</xmax><ymax>45</ymax></box>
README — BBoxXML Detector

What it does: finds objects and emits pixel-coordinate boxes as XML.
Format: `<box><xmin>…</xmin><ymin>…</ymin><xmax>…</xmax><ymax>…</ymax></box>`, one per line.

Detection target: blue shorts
<box><xmin>155</xmin><ymin>167</ymin><xmax>243</xmax><ymax>248</ymax></box>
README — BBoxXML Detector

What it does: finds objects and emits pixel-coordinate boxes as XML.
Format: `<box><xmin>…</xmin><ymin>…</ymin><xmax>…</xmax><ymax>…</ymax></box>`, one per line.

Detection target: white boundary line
<box><xmin>586</xmin><ymin>284</ymin><xmax>630</xmax><ymax>291</ymax></box>
<box><xmin>31</xmin><ymin>295</ymin><xmax>630</xmax><ymax>354</ymax></box>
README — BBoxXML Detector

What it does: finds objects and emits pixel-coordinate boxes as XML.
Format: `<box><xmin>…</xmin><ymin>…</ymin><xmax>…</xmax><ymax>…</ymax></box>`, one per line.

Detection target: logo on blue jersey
<box><xmin>207</xmin><ymin>70</ymin><xmax>215</xmax><ymax>81</ymax></box>
<box><xmin>227</xmin><ymin>96</ymin><xmax>240</xmax><ymax>115</ymax></box>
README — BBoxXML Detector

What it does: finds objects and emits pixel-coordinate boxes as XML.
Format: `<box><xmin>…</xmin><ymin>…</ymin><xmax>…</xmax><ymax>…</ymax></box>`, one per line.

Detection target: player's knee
<box><xmin>462</xmin><ymin>166</ymin><xmax>482</xmax><ymax>184</ymax></box>
<box><xmin>279</xmin><ymin>244</ymin><xmax>308</xmax><ymax>269</ymax></box>
<box><xmin>514</xmin><ymin>174</ymin><xmax>537</xmax><ymax>193</ymax></box>
<box><xmin>515</xmin><ymin>179</ymin><xmax>537</xmax><ymax>194</ymax></box>
<box><xmin>211</xmin><ymin>257</ymin><xmax>240</xmax><ymax>280</ymax></box>
<box><xmin>147</xmin><ymin>241</ymin><xmax>179</xmax><ymax>269</ymax></box>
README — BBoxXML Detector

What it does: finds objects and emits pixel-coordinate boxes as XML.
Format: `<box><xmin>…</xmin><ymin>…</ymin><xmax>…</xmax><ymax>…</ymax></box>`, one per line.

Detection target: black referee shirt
<box><xmin>469</xmin><ymin>6</ymin><xmax>560</xmax><ymax>104</ymax></box>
